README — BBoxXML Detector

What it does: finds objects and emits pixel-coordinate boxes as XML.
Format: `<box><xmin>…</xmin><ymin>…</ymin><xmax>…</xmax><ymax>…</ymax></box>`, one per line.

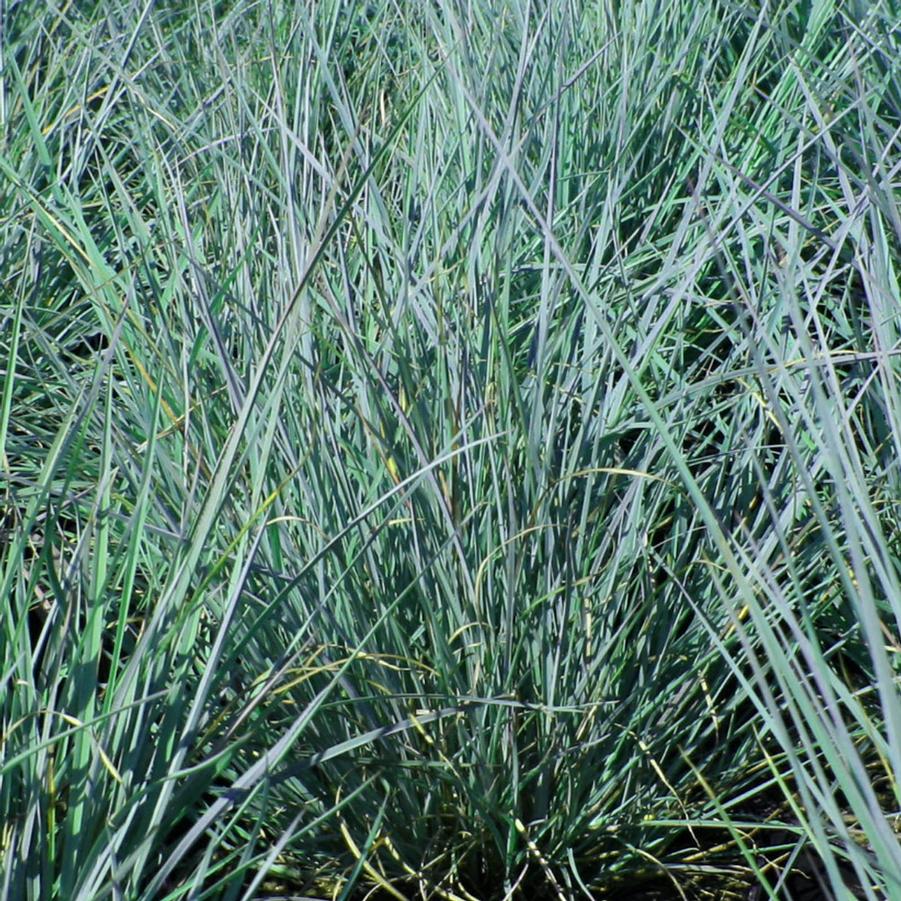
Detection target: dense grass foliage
<box><xmin>2</xmin><ymin>1</ymin><xmax>900</xmax><ymax>898</ymax></box>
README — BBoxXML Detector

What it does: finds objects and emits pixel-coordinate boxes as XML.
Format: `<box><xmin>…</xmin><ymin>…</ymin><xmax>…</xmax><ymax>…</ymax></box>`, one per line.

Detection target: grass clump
<box><xmin>2</xmin><ymin>0</ymin><xmax>900</xmax><ymax>898</ymax></box>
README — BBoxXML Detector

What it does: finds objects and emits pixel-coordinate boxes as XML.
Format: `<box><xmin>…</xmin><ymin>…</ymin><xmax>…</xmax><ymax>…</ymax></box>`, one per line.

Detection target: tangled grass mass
<box><xmin>2</xmin><ymin>1</ymin><xmax>900</xmax><ymax>898</ymax></box>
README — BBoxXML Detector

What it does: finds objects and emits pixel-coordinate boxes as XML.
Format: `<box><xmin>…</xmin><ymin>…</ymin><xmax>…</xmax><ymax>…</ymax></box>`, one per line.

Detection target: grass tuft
<box><xmin>2</xmin><ymin>1</ymin><xmax>900</xmax><ymax>898</ymax></box>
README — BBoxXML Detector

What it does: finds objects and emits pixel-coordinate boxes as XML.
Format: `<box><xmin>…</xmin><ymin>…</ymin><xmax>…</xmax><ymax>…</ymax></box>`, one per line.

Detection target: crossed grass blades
<box><xmin>1</xmin><ymin>0</ymin><xmax>900</xmax><ymax>898</ymax></box>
